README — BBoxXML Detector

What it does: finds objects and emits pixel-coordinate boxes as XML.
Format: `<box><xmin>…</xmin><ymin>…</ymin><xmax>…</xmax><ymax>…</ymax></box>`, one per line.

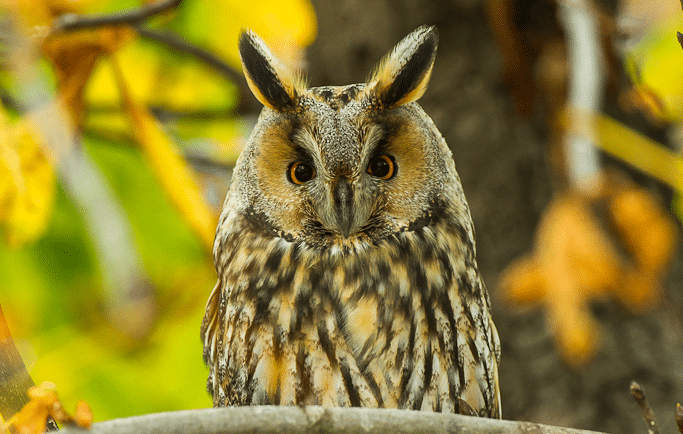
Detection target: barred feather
<box><xmin>202</xmin><ymin>200</ymin><xmax>500</xmax><ymax>416</ymax></box>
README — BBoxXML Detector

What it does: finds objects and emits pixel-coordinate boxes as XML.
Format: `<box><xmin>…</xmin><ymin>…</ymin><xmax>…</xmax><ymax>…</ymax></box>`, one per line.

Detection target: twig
<box><xmin>675</xmin><ymin>403</ymin><xmax>683</xmax><ymax>434</ymax></box>
<box><xmin>51</xmin><ymin>0</ymin><xmax>182</xmax><ymax>33</ymax></box>
<box><xmin>56</xmin><ymin>406</ymin><xmax>609</xmax><ymax>434</ymax></box>
<box><xmin>134</xmin><ymin>26</ymin><xmax>244</xmax><ymax>84</ymax></box>
<box><xmin>630</xmin><ymin>381</ymin><xmax>660</xmax><ymax>434</ymax></box>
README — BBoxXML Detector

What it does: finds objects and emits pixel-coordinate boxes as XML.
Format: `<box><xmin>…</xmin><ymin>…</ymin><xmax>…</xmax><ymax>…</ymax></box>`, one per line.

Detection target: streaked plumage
<box><xmin>201</xmin><ymin>25</ymin><xmax>501</xmax><ymax>417</ymax></box>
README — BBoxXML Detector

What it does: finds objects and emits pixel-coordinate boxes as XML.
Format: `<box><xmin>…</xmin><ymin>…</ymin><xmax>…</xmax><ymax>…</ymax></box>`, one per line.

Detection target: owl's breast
<box><xmin>204</xmin><ymin>214</ymin><xmax>500</xmax><ymax>416</ymax></box>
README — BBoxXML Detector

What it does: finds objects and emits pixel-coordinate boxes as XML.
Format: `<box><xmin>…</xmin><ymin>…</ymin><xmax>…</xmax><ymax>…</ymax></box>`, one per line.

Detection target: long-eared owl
<box><xmin>201</xmin><ymin>25</ymin><xmax>501</xmax><ymax>418</ymax></box>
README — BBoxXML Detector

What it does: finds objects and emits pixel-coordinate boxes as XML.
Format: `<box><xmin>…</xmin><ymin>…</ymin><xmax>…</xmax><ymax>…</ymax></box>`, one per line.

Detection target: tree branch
<box><xmin>631</xmin><ymin>381</ymin><xmax>660</xmax><ymax>434</ymax></box>
<box><xmin>57</xmin><ymin>406</ymin><xmax>608</xmax><ymax>434</ymax></box>
<box><xmin>51</xmin><ymin>0</ymin><xmax>182</xmax><ymax>33</ymax></box>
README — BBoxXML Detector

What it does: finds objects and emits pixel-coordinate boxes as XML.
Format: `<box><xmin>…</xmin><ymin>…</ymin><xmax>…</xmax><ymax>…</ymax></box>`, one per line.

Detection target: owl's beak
<box><xmin>333</xmin><ymin>177</ymin><xmax>354</xmax><ymax>237</ymax></box>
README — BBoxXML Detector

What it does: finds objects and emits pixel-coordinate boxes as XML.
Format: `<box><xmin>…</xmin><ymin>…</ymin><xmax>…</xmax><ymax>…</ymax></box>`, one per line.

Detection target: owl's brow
<box><xmin>360</xmin><ymin>123</ymin><xmax>388</xmax><ymax>160</ymax></box>
<box><xmin>290</xmin><ymin>126</ymin><xmax>324</xmax><ymax>167</ymax></box>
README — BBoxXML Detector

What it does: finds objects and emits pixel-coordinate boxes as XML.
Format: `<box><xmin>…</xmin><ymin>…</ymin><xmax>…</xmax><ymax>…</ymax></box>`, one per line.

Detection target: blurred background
<box><xmin>1</xmin><ymin>0</ymin><xmax>683</xmax><ymax>433</ymax></box>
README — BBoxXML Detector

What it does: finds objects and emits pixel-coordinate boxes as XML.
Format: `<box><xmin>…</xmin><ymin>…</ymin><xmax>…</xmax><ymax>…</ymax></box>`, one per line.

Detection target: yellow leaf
<box><xmin>153</xmin><ymin>60</ymin><xmax>237</xmax><ymax>112</ymax></box>
<box><xmin>499</xmin><ymin>193</ymin><xmax>618</xmax><ymax>366</ymax></box>
<box><xmin>110</xmin><ymin>54</ymin><xmax>217</xmax><ymax>250</ymax></box>
<box><xmin>0</xmin><ymin>107</ymin><xmax>56</xmax><ymax>248</ymax></box>
<box><xmin>624</xmin><ymin>14</ymin><xmax>683</xmax><ymax>121</ymax></box>
<box><xmin>499</xmin><ymin>256</ymin><xmax>546</xmax><ymax>306</ymax></box>
<box><xmin>73</xmin><ymin>401</ymin><xmax>92</xmax><ymax>429</ymax></box>
<box><xmin>6</xmin><ymin>382</ymin><xmax>55</xmax><ymax>434</ymax></box>
<box><xmin>609</xmin><ymin>186</ymin><xmax>677</xmax><ymax>273</ymax></box>
<box><xmin>0</xmin><ymin>0</ymin><xmax>53</xmax><ymax>28</ymax></box>
<box><xmin>85</xmin><ymin>39</ymin><xmax>236</xmax><ymax>114</ymax></box>
<box><xmin>85</xmin><ymin>40</ymin><xmax>160</xmax><ymax>110</ymax></box>
<box><xmin>550</xmin><ymin>302</ymin><xmax>598</xmax><ymax>367</ymax></box>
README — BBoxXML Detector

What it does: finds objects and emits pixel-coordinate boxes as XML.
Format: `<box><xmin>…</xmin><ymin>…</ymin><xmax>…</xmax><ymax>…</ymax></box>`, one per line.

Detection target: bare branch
<box><xmin>630</xmin><ymin>381</ymin><xmax>660</xmax><ymax>434</ymax></box>
<box><xmin>51</xmin><ymin>0</ymin><xmax>182</xmax><ymax>33</ymax></box>
<box><xmin>57</xmin><ymin>406</ymin><xmax>608</xmax><ymax>434</ymax></box>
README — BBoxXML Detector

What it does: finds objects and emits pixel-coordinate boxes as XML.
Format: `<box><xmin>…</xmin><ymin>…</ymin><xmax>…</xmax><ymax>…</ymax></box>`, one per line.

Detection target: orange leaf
<box><xmin>501</xmin><ymin>182</ymin><xmax>677</xmax><ymax>366</ymax></box>
<box><xmin>549</xmin><ymin>302</ymin><xmax>598</xmax><ymax>367</ymax></box>
<box><xmin>7</xmin><ymin>382</ymin><xmax>93</xmax><ymax>433</ymax></box>
<box><xmin>42</xmin><ymin>26</ymin><xmax>135</xmax><ymax>125</ymax></box>
<box><xmin>609</xmin><ymin>186</ymin><xmax>677</xmax><ymax>273</ymax></box>
<box><xmin>499</xmin><ymin>256</ymin><xmax>546</xmax><ymax>306</ymax></box>
<box><xmin>74</xmin><ymin>401</ymin><xmax>92</xmax><ymax>429</ymax></box>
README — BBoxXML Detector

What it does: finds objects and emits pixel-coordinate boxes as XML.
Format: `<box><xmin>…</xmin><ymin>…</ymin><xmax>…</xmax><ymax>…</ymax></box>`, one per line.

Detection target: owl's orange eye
<box><xmin>367</xmin><ymin>155</ymin><xmax>396</xmax><ymax>180</ymax></box>
<box><xmin>288</xmin><ymin>161</ymin><xmax>316</xmax><ymax>185</ymax></box>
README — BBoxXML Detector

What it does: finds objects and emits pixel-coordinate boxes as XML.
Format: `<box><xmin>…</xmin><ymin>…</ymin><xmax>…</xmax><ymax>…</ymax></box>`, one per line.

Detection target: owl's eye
<box><xmin>288</xmin><ymin>161</ymin><xmax>316</xmax><ymax>185</ymax></box>
<box><xmin>367</xmin><ymin>155</ymin><xmax>396</xmax><ymax>180</ymax></box>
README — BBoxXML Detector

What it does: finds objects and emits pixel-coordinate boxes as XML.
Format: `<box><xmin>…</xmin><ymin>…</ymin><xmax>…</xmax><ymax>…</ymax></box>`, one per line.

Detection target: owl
<box><xmin>201</xmin><ymin>25</ymin><xmax>501</xmax><ymax>418</ymax></box>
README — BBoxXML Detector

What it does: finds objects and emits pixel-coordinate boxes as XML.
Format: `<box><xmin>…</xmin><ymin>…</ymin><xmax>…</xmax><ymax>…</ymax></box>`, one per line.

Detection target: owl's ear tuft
<box><xmin>238</xmin><ymin>29</ymin><xmax>303</xmax><ymax>111</ymax></box>
<box><xmin>367</xmin><ymin>25</ymin><xmax>438</xmax><ymax>109</ymax></box>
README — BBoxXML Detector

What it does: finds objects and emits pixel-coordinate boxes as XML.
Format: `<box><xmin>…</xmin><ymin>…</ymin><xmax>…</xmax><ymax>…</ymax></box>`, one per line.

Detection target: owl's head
<box><xmin>228</xmin><ymin>26</ymin><xmax>469</xmax><ymax>252</ymax></box>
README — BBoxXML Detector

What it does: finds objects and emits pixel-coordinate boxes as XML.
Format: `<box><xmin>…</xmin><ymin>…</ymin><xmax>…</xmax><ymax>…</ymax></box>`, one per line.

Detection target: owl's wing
<box><xmin>201</xmin><ymin>281</ymin><xmax>222</xmax><ymax>369</ymax></box>
<box><xmin>454</xmin><ymin>282</ymin><xmax>502</xmax><ymax>418</ymax></box>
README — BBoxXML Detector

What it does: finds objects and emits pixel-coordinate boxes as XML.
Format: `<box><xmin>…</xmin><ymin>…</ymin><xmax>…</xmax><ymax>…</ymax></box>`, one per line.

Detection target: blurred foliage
<box><xmin>0</xmin><ymin>0</ymin><xmax>316</xmax><ymax>423</ymax></box>
<box><xmin>500</xmin><ymin>178</ymin><xmax>677</xmax><ymax>366</ymax></box>
<box><xmin>491</xmin><ymin>0</ymin><xmax>683</xmax><ymax>367</ymax></box>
